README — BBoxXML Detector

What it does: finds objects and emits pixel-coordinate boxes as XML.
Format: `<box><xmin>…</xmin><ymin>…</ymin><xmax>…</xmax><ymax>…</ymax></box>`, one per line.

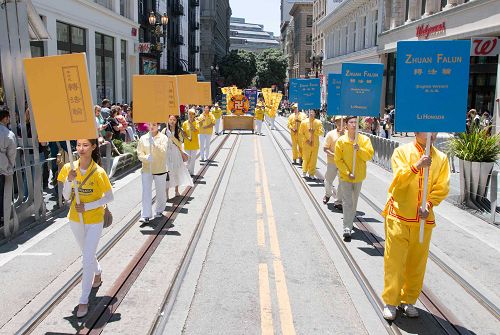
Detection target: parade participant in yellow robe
<box><xmin>182</xmin><ymin>109</ymin><xmax>200</xmax><ymax>176</ymax></box>
<box><xmin>287</xmin><ymin>103</ymin><xmax>307</xmax><ymax>164</ymax></box>
<box><xmin>334</xmin><ymin>116</ymin><xmax>374</xmax><ymax>240</ymax></box>
<box><xmin>298</xmin><ymin>109</ymin><xmax>324</xmax><ymax>179</ymax></box>
<box><xmin>268</xmin><ymin>105</ymin><xmax>277</xmax><ymax>130</ymax></box>
<box><xmin>211</xmin><ymin>103</ymin><xmax>223</xmax><ymax>135</ymax></box>
<box><xmin>254</xmin><ymin>102</ymin><xmax>265</xmax><ymax>135</ymax></box>
<box><xmin>196</xmin><ymin>106</ymin><xmax>216</xmax><ymax>162</ymax></box>
<box><xmin>323</xmin><ymin>116</ymin><xmax>345</xmax><ymax>209</ymax></box>
<box><xmin>381</xmin><ymin>132</ymin><xmax>449</xmax><ymax>321</ymax></box>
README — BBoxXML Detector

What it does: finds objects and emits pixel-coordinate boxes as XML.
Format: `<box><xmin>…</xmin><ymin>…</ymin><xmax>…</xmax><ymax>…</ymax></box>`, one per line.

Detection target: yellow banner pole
<box><xmin>351</xmin><ymin>117</ymin><xmax>359</xmax><ymax>178</ymax></box>
<box><xmin>419</xmin><ymin>132</ymin><xmax>432</xmax><ymax>243</ymax></box>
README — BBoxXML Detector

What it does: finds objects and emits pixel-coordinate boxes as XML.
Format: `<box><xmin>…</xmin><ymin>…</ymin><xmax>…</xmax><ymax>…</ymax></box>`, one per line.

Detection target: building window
<box><xmin>121</xmin><ymin>40</ymin><xmax>127</xmax><ymax>103</ymax></box>
<box><xmin>372</xmin><ymin>10</ymin><xmax>378</xmax><ymax>46</ymax></box>
<box><xmin>30</xmin><ymin>41</ymin><xmax>44</xmax><ymax>58</ymax></box>
<box><xmin>306</xmin><ymin>15</ymin><xmax>313</xmax><ymax>27</ymax></box>
<box><xmin>57</xmin><ymin>22</ymin><xmax>86</xmax><ymax>55</ymax></box>
<box><xmin>95</xmin><ymin>0</ymin><xmax>113</xmax><ymax>10</ymax></box>
<box><xmin>120</xmin><ymin>0</ymin><xmax>131</xmax><ymax>19</ymax></box>
<box><xmin>361</xmin><ymin>16</ymin><xmax>366</xmax><ymax>49</ymax></box>
<box><xmin>306</xmin><ymin>33</ymin><xmax>312</xmax><ymax>45</ymax></box>
<box><xmin>306</xmin><ymin>49</ymin><xmax>312</xmax><ymax>61</ymax></box>
<box><xmin>95</xmin><ymin>33</ymin><xmax>115</xmax><ymax>103</ymax></box>
<box><xmin>352</xmin><ymin>21</ymin><xmax>357</xmax><ymax>52</ymax></box>
<box><xmin>343</xmin><ymin>26</ymin><xmax>348</xmax><ymax>54</ymax></box>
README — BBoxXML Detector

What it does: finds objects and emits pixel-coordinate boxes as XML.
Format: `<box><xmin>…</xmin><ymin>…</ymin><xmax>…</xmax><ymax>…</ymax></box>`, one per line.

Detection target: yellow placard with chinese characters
<box><xmin>133</xmin><ymin>75</ymin><xmax>180</xmax><ymax>122</ymax></box>
<box><xmin>170</xmin><ymin>74</ymin><xmax>198</xmax><ymax>105</ymax></box>
<box><xmin>23</xmin><ymin>53</ymin><xmax>97</xmax><ymax>142</ymax></box>
<box><xmin>190</xmin><ymin>82</ymin><xmax>212</xmax><ymax>105</ymax></box>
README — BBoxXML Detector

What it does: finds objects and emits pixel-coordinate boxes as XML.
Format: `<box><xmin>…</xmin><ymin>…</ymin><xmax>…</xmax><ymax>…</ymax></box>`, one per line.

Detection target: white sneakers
<box><xmin>383</xmin><ymin>304</ymin><xmax>419</xmax><ymax>320</ymax></box>
<box><xmin>383</xmin><ymin>305</ymin><xmax>397</xmax><ymax>320</ymax></box>
<box><xmin>343</xmin><ymin>227</ymin><xmax>351</xmax><ymax>239</ymax></box>
<box><xmin>401</xmin><ymin>303</ymin><xmax>419</xmax><ymax>318</ymax></box>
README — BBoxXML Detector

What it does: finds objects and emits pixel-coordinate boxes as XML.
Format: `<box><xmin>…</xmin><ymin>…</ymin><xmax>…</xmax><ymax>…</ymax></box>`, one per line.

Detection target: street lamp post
<box><xmin>210</xmin><ymin>64</ymin><xmax>219</xmax><ymax>103</ymax></box>
<box><xmin>148</xmin><ymin>10</ymin><xmax>168</xmax><ymax>72</ymax></box>
<box><xmin>310</xmin><ymin>49</ymin><xmax>324</xmax><ymax>78</ymax></box>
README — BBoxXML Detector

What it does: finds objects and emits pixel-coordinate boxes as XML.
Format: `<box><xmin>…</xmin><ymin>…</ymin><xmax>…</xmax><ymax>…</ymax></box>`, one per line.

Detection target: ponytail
<box><xmin>89</xmin><ymin>138</ymin><xmax>102</xmax><ymax>166</ymax></box>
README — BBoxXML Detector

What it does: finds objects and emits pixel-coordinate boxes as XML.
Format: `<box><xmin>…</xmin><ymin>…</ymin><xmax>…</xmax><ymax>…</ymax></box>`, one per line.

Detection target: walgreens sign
<box><xmin>470</xmin><ymin>37</ymin><xmax>500</xmax><ymax>56</ymax></box>
<box><xmin>416</xmin><ymin>22</ymin><xmax>446</xmax><ymax>39</ymax></box>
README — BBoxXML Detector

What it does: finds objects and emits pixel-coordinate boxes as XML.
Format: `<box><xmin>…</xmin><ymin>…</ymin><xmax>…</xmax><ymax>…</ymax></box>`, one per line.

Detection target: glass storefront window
<box><xmin>57</xmin><ymin>22</ymin><xmax>86</xmax><ymax>54</ymax></box>
<box><xmin>56</xmin><ymin>22</ymin><xmax>69</xmax><ymax>42</ymax></box>
<box><xmin>121</xmin><ymin>40</ymin><xmax>127</xmax><ymax>103</ymax></box>
<box><xmin>30</xmin><ymin>41</ymin><xmax>44</xmax><ymax>58</ymax></box>
<box><xmin>95</xmin><ymin>33</ymin><xmax>115</xmax><ymax>103</ymax></box>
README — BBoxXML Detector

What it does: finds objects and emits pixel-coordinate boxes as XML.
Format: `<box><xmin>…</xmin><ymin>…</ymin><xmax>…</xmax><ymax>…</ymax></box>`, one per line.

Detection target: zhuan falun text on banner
<box><xmin>327</xmin><ymin>73</ymin><xmax>342</xmax><ymax>116</ymax></box>
<box><xmin>289</xmin><ymin>78</ymin><xmax>321</xmax><ymax>110</ymax></box>
<box><xmin>395</xmin><ymin>40</ymin><xmax>470</xmax><ymax>133</ymax></box>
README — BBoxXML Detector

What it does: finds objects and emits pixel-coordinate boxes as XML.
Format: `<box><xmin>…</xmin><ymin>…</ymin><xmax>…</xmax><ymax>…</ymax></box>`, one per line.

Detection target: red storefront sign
<box><xmin>470</xmin><ymin>37</ymin><xmax>500</xmax><ymax>56</ymax></box>
<box><xmin>138</xmin><ymin>43</ymin><xmax>151</xmax><ymax>53</ymax></box>
<box><xmin>416</xmin><ymin>22</ymin><xmax>446</xmax><ymax>39</ymax></box>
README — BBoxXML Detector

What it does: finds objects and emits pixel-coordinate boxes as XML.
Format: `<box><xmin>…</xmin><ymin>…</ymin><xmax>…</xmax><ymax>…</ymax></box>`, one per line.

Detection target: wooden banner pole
<box><xmin>419</xmin><ymin>132</ymin><xmax>432</xmax><ymax>243</ymax></box>
<box><xmin>66</xmin><ymin>140</ymin><xmax>84</xmax><ymax>224</ymax></box>
<box><xmin>351</xmin><ymin>117</ymin><xmax>359</xmax><ymax>178</ymax></box>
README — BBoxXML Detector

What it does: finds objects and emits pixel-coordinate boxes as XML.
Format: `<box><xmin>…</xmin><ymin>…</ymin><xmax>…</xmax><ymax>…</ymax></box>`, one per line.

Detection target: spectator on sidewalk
<box><xmin>334</xmin><ymin>116</ymin><xmax>374</xmax><ymax>241</ymax></box>
<box><xmin>94</xmin><ymin>105</ymin><xmax>107</xmax><ymax>138</ymax></box>
<box><xmin>0</xmin><ymin>108</ymin><xmax>17</xmax><ymax>223</ymax></box>
<box><xmin>323</xmin><ymin>116</ymin><xmax>345</xmax><ymax>210</ymax></box>
<box><xmin>137</xmin><ymin>123</ymin><xmax>168</xmax><ymax>224</ymax></box>
<box><xmin>381</xmin><ymin>132</ymin><xmax>450</xmax><ymax>321</ymax></box>
<box><xmin>106</xmin><ymin>106</ymin><xmax>124</xmax><ymax>141</ymax></box>
<box><xmin>100</xmin><ymin>99</ymin><xmax>111</xmax><ymax>120</ymax></box>
<box><xmin>57</xmin><ymin>138</ymin><xmax>113</xmax><ymax>318</ymax></box>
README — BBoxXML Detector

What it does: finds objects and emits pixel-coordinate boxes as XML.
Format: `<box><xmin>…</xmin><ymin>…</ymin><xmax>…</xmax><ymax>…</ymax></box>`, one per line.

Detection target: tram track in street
<box><xmin>15</xmin><ymin>133</ymin><xmax>229</xmax><ymax>335</ymax></box>
<box><xmin>273</xmin><ymin>119</ymin><xmax>499</xmax><ymax>326</ymax></box>
<box><xmin>270</xmin><ymin>120</ymin><xmax>497</xmax><ymax>334</ymax></box>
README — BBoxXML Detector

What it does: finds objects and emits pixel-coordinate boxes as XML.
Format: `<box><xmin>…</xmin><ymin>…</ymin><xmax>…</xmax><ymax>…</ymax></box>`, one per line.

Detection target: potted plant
<box><xmin>447</xmin><ymin>125</ymin><xmax>500</xmax><ymax>211</ymax></box>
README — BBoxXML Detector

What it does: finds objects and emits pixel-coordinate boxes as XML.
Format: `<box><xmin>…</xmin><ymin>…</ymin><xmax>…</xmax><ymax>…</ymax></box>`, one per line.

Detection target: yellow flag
<box><xmin>23</xmin><ymin>53</ymin><xmax>96</xmax><ymax>142</ymax></box>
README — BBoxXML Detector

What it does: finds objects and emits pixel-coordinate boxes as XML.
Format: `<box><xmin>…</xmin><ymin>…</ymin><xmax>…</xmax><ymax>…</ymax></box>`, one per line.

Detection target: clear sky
<box><xmin>230</xmin><ymin>0</ymin><xmax>281</xmax><ymax>37</ymax></box>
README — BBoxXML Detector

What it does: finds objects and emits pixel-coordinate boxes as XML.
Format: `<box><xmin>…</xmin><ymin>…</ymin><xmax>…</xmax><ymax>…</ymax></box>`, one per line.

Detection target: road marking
<box><xmin>259</xmin><ymin>263</ymin><xmax>275</xmax><ymax>335</ymax></box>
<box><xmin>255</xmin><ymin>143</ymin><xmax>266</xmax><ymax>248</ymax></box>
<box><xmin>19</xmin><ymin>252</ymin><xmax>53</xmax><ymax>256</ymax></box>
<box><xmin>257</xmin><ymin>139</ymin><xmax>296</xmax><ymax>335</ymax></box>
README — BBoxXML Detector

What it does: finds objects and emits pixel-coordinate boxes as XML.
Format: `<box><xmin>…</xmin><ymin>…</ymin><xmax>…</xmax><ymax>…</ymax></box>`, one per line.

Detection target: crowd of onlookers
<box><xmin>466</xmin><ymin>108</ymin><xmax>492</xmax><ymax>135</ymax></box>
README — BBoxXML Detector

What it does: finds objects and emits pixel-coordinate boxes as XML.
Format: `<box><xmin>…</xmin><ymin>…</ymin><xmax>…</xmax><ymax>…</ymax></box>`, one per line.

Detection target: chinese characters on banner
<box><xmin>23</xmin><ymin>53</ymin><xmax>96</xmax><ymax>142</ymax></box>
<box><xmin>395</xmin><ymin>41</ymin><xmax>470</xmax><ymax>132</ymax></box>
<box><xmin>190</xmin><ymin>82</ymin><xmax>212</xmax><ymax>106</ymax></box>
<box><xmin>339</xmin><ymin>63</ymin><xmax>384</xmax><ymax>117</ymax></box>
<box><xmin>133</xmin><ymin>75</ymin><xmax>180</xmax><ymax>122</ymax></box>
<box><xmin>289</xmin><ymin>78</ymin><xmax>321</xmax><ymax>109</ymax></box>
<box><xmin>327</xmin><ymin>74</ymin><xmax>342</xmax><ymax>116</ymax></box>
<box><xmin>244</xmin><ymin>89</ymin><xmax>258</xmax><ymax>113</ymax></box>
<box><xmin>172</xmin><ymin>74</ymin><xmax>198</xmax><ymax>105</ymax></box>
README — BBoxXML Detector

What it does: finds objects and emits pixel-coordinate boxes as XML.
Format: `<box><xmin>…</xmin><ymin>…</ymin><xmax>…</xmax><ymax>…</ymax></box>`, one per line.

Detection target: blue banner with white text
<box><xmin>395</xmin><ymin>40</ymin><xmax>470</xmax><ymax>132</ymax></box>
<box><xmin>289</xmin><ymin>78</ymin><xmax>321</xmax><ymax>110</ymax></box>
<box><xmin>327</xmin><ymin>74</ymin><xmax>342</xmax><ymax>116</ymax></box>
<box><xmin>339</xmin><ymin>63</ymin><xmax>384</xmax><ymax>117</ymax></box>
<box><xmin>245</xmin><ymin>89</ymin><xmax>258</xmax><ymax>114</ymax></box>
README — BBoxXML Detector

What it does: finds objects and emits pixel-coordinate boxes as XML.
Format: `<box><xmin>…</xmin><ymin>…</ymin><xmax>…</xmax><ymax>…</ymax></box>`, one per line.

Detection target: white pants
<box><xmin>270</xmin><ymin>117</ymin><xmax>275</xmax><ymax>129</ymax></box>
<box><xmin>186</xmin><ymin>150</ymin><xmax>197</xmax><ymax>176</ymax></box>
<box><xmin>255</xmin><ymin>120</ymin><xmax>263</xmax><ymax>134</ymax></box>
<box><xmin>70</xmin><ymin>220</ymin><xmax>103</xmax><ymax>304</ymax></box>
<box><xmin>340</xmin><ymin>180</ymin><xmax>362</xmax><ymax>230</ymax></box>
<box><xmin>214</xmin><ymin>118</ymin><xmax>221</xmax><ymax>134</ymax></box>
<box><xmin>325</xmin><ymin>163</ymin><xmax>342</xmax><ymax>204</ymax></box>
<box><xmin>141</xmin><ymin>172</ymin><xmax>167</xmax><ymax>219</ymax></box>
<box><xmin>199</xmin><ymin>134</ymin><xmax>212</xmax><ymax>160</ymax></box>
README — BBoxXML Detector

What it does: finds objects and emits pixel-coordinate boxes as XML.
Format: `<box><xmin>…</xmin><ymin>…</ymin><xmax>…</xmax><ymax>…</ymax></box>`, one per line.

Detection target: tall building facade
<box><xmin>288</xmin><ymin>2</ymin><xmax>314</xmax><ymax>78</ymax></box>
<box><xmin>200</xmin><ymin>0</ymin><xmax>231</xmax><ymax>81</ymax></box>
<box><xmin>312</xmin><ymin>0</ymin><xmax>326</xmax><ymax>55</ymax></box>
<box><xmin>138</xmin><ymin>0</ymin><xmax>200</xmax><ymax>75</ymax></box>
<box><xmin>29</xmin><ymin>0</ymin><xmax>140</xmax><ymax>104</ymax></box>
<box><xmin>229</xmin><ymin>17</ymin><xmax>279</xmax><ymax>53</ymax></box>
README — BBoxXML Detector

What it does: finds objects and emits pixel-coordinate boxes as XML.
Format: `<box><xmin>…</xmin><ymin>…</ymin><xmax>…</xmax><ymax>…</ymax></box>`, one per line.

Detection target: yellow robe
<box><xmin>212</xmin><ymin>107</ymin><xmax>222</xmax><ymax>120</ymax></box>
<box><xmin>334</xmin><ymin>133</ymin><xmax>374</xmax><ymax>183</ymax></box>
<box><xmin>381</xmin><ymin>142</ymin><xmax>450</xmax><ymax>306</ymax></box>
<box><xmin>298</xmin><ymin>119</ymin><xmax>324</xmax><ymax>175</ymax></box>
<box><xmin>197</xmin><ymin>112</ymin><xmax>216</xmax><ymax>135</ymax></box>
<box><xmin>254</xmin><ymin>107</ymin><xmax>265</xmax><ymax>121</ymax></box>
<box><xmin>287</xmin><ymin>112</ymin><xmax>307</xmax><ymax>160</ymax></box>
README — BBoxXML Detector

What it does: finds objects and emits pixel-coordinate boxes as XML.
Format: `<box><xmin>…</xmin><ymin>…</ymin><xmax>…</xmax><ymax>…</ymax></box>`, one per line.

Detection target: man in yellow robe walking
<box><xmin>381</xmin><ymin>132</ymin><xmax>449</xmax><ymax>321</ymax></box>
<box><xmin>299</xmin><ymin>110</ymin><xmax>324</xmax><ymax>179</ymax></box>
<box><xmin>334</xmin><ymin>116</ymin><xmax>374</xmax><ymax>240</ymax></box>
<box><xmin>287</xmin><ymin>103</ymin><xmax>306</xmax><ymax>164</ymax></box>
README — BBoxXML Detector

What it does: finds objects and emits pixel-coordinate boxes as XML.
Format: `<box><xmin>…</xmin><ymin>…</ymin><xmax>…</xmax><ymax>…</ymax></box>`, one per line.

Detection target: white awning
<box><xmin>27</xmin><ymin>0</ymin><xmax>50</xmax><ymax>41</ymax></box>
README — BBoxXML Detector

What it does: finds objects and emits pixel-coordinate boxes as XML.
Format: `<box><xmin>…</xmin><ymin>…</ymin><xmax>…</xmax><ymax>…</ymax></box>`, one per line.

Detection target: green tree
<box><xmin>255</xmin><ymin>49</ymin><xmax>288</xmax><ymax>89</ymax></box>
<box><xmin>219</xmin><ymin>50</ymin><xmax>257</xmax><ymax>88</ymax></box>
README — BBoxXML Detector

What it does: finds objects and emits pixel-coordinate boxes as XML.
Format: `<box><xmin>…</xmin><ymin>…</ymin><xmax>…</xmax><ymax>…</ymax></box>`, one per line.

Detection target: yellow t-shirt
<box><xmin>212</xmin><ymin>107</ymin><xmax>223</xmax><ymax>119</ymax></box>
<box><xmin>254</xmin><ymin>107</ymin><xmax>265</xmax><ymax>121</ymax></box>
<box><xmin>197</xmin><ymin>113</ymin><xmax>216</xmax><ymax>135</ymax></box>
<box><xmin>182</xmin><ymin>120</ymin><xmax>200</xmax><ymax>151</ymax></box>
<box><xmin>334</xmin><ymin>133</ymin><xmax>374</xmax><ymax>183</ymax></box>
<box><xmin>58</xmin><ymin>160</ymin><xmax>112</xmax><ymax>224</ymax></box>
<box><xmin>324</xmin><ymin>129</ymin><xmax>343</xmax><ymax>164</ymax></box>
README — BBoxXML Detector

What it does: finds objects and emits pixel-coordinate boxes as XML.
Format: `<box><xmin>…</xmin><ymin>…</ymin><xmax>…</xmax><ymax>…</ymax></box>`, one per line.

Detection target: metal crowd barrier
<box><xmin>490</xmin><ymin>170</ymin><xmax>499</xmax><ymax>225</ymax></box>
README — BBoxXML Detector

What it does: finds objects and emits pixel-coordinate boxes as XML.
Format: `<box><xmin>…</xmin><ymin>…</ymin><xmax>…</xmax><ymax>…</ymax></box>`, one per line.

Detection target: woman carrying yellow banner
<box><xmin>299</xmin><ymin>110</ymin><xmax>324</xmax><ymax>179</ymax></box>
